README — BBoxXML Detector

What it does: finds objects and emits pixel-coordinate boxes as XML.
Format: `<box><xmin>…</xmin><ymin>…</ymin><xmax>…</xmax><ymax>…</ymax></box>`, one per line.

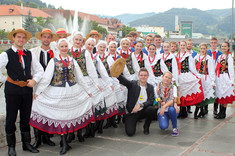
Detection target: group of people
<box><xmin>0</xmin><ymin>27</ymin><xmax>235</xmax><ymax>156</ymax></box>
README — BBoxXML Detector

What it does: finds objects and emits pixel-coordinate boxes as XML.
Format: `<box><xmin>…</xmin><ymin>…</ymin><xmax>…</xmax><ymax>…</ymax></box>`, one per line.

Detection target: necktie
<box><xmin>17</xmin><ymin>50</ymin><xmax>26</xmax><ymax>63</ymax></box>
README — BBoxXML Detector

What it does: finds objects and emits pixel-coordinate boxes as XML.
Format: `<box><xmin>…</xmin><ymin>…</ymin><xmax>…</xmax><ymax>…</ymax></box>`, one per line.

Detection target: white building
<box><xmin>134</xmin><ymin>25</ymin><xmax>165</xmax><ymax>37</ymax></box>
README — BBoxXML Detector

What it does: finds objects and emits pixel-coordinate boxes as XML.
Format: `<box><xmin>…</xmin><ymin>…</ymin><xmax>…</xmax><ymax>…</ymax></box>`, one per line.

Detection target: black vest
<box><xmin>4</xmin><ymin>48</ymin><xmax>33</xmax><ymax>95</ymax></box>
<box><xmin>40</xmin><ymin>50</ymin><xmax>51</xmax><ymax>71</ymax></box>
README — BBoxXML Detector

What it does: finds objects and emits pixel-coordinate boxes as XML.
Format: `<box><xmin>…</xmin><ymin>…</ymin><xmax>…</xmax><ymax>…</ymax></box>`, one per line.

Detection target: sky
<box><xmin>41</xmin><ymin>0</ymin><xmax>234</xmax><ymax>16</ymax></box>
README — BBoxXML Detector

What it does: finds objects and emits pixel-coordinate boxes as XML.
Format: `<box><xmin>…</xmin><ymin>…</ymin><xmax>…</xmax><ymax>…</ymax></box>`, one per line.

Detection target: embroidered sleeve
<box><xmin>35</xmin><ymin>59</ymin><xmax>54</xmax><ymax>95</ymax></box>
<box><xmin>208</xmin><ymin>57</ymin><xmax>216</xmax><ymax>86</ymax></box>
<box><xmin>131</xmin><ymin>53</ymin><xmax>140</xmax><ymax>74</ymax></box>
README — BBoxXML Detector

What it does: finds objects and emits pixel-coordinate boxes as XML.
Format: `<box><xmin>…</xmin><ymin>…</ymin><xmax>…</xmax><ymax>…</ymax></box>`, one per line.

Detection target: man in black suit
<box><xmin>118</xmin><ymin>68</ymin><xmax>157</xmax><ymax>136</ymax></box>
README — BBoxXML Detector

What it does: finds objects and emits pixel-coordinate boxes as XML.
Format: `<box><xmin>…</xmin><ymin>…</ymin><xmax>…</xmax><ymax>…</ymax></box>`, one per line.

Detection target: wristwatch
<box><xmin>139</xmin><ymin>103</ymin><xmax>144</xmax><ymax>108</ymax></box>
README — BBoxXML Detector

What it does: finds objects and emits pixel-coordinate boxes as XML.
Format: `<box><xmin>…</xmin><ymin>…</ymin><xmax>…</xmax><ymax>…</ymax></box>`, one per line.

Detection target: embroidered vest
<box><xmin>126</xmin><ymin>54</ymin><xmax>135</xmax><ymax>74</ymax></box>
<box><xmin>100</xmin><ymin>55</ymin><xmax>110</xmax><ymax>76</ymax></box>
<box><xmin>152</xmin><ymin>59</ymin><xmax>163</xmax><ymax>77</ymax></box>
<box><xmin>195</xmin><ymin>60</ymin><xmax>209</xmax><ymax>75</ymax></box>
<box><xmin>70</xmin><ymin>49</ymin><xmax>88</xmax><ymax>76</ymax></box>
<box><xmin>164</xmin><ymin>58</ymin><xmax>173</xmax><ymax>73</ymax></box>
<box><xmin>50</xmin><ymin>58</ymin><xmax>76</xmax><ymax>87</ymax></box>
<box><xmin>218</xmin><ymin>59</ymin><xmax>228</xmax><ymax>74</ymax></box>
<box><xmin>180</xmin><ymin>56</ymin><xmax>189</xmax><ymax>73</ymax></box>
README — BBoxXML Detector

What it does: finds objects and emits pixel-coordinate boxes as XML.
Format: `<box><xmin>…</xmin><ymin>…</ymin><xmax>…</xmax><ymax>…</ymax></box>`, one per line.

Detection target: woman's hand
<box><xmin>97</xmin><ymin>85</ymin><xmax>102</xmax><ymax>92</ymax></box>
<box><xmin>33</xmin><ymin>94</ymin><xmax>38</xmax><ymax>100</ymax></box>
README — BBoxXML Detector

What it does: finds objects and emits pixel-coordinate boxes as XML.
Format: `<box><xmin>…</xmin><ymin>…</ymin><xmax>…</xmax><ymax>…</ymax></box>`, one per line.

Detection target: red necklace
<box><xmin>59</xmin><ymin>54</ymin><xmax>70</xmax><ymax>67</ymax></box>
<box><xmin>177</xmin><ymin>51</ymin><xmax>187</xmax><ymax>75</ymax></box>
<box><xmin>71</xmin><ymin>46</ymin><xmax>81</xmax><ymax>58</ymax></box>
<box><xmin>162</xmin><ymin>53</ymin><xmax>170</xmax><ymax>61</ymax></box>
<box><xmin>96</xmin><ymin>52</ymin><xmax>105</xmax><ymax>61</ymax></box>
<box><xmin>120</xmin><ymin>49</ymin><xmax>129</xmax><ymax>59</ymax></box>
<box><xmin>135</xmin><ymin>52</ymin><xmax>143</xmax><ymax>62</ymax></box>
<box><xmin>109</xmin><ymin>53</ymin><xmax>117</xmax><ymax>61</ymax></box>
<box><xmin>148</xmin><ymin>55</ymin><xmax>155</xmax><ymax>65</ymax></box>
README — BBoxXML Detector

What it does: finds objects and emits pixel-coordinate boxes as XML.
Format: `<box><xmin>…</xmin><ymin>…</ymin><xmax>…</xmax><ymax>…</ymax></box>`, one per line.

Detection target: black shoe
<box><xmin>42</xmin><ymin>133</ymin><xmax>56</xmax><ymax>146</ymax></box>
<box><xmin>6</xmin><ymin>133</ymin><xmax>16</xmax><ymax>156</ymax></box>
<box><xmin>177</xmin><ymin>107</ymin><xmax>182</xmax><ymax>119</ymax></box>
<box><xmin>143</xmin><ymin>124</ymin><xmax>149</xmax><ymax>135</ymax></box>
<box><xmin>214</xmin><ymin>103</ymin><xmax>218</xmax><ymax>115</ymax></box>
<box><xmin>21</xmin><ymin>132</ymin><xmax>39</xmax><ymax>153</ymax></box>
<box><xmin>83</xmin><ymin>124</ymin><xmax>91</xmax><ymax>138</ymax></box>
<box><xmin>110</xmin><ymin>116</ymin><xmax>118</xmax><ymax>128</ymax></box>
<box><xmin>60</xmin><ymin>134</ymin><xmax>71</xmax><ymax>155</ymax></box>
<box><xmin>194</xmin><ymin>107</ymin><xmax>200</xmax><ymax>119</ymax></box>
<box><xmin>187</xmin><ymin>106</ymin><xmax>192</xmax><ymax>114</ymax></box>
<box><xmin>215</xmin><ymin>105</ymin><xmax>226</xmax><ymax>119</ymax></box>
<box><xmin>198</xmin><ymin>107</ymin><xmax>205</xmax><ymax>117</ymax></box>
<box><xmin>67</xmin><ymin>132</ymin><xmax>75</xmax><ymax>143</ymax></box>
<box><xmin>77</xmin><ymin>129</ymin><xmax>85</xmax><ymax>142</ymax></box>
<box><xmin>103</xmin><ymin>118</ymin><xmax>112</xmax><ymax>129</ymax></box>
<box><xmin>96</xmin><ymin>120</ymin><xmax>104</xmax><ymax>134</ymax></box>
<box><xmin>32</xmin><ymin>128</ymin><xmax>42</xmax><ymax>148</ymax></box>
<box><xmin>204</xmin><ymin>106</ymin><xmax>208</xmax><ymax>114</ymax></box>
<box><xmin>90</xmin><ymin>123</ymin><xmax>96</xmax><ymax>137</ymax></box>
<box><xmin>181</xmin><ymin>107</ymin><xmax>188</xmax><ymax>118</ymax></box>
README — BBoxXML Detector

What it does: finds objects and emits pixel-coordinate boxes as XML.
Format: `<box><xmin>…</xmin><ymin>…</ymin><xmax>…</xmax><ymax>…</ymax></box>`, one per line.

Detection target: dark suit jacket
<box><xmin>118</xmin><ymin>75</ymin><xmax>154</xmax><ymax>113</ymax></box>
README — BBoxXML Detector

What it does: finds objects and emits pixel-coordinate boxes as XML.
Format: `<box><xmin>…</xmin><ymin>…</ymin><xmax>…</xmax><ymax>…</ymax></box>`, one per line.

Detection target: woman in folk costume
<box><xmin>66</xmin><ymin>31</ymin><xmax>88</xmax><ymax>143</ymax></box>
<box><xmin>104</xmin><ymin>41</ymin><xmax>126</xmax><ymax>128</ymax></box>
<box><xmin>214</xmin><ymin>41</ymin><xmax>235</xmax><ymax>119</ymax></box>
<box><xmin>194</xmin><ymin>43</ymin><xmax>216</xmax><ymax>119</ymax></box>
<box><xmin>148</xmin><ymin>43</ymin><xmax>169</xmax><ymax>85</ymax></box>
<box><xmin>117</xmin><ymin>38</ymin><xmax>140</xmax><ymax>81</ymax></box>
<box><xmin>161</xmin><ymin>41</ymin><xmax>178</xmax><ymax>85</ymax></box>
<box><xmin>134</xmin><ymin>41</ymin><xmax>155</xmax><ymax>85</ymax></box>
<box><xmin>94</xmin><ymin>40</ymin><xmax>118</xmax><ymax>133</ymax></box>
<box><xmin>71</xmin><ymin>37</ymin><xmax>105</xmax><ymax>138</ymax></box>
<box><xmin>29</xmin><ymin>39</ymin><xmax>94</xmax><ymax>155</ymax></box>
<box><xmin>176</xmin><ymin>41</ymin><xmax>204</xmax><ymax>119</ymax></box>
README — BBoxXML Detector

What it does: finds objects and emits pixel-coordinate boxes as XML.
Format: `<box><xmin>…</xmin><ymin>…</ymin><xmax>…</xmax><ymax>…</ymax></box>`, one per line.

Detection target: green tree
<box><xmin>27</xmin><ymin>2</ymin><xmax>38</xmax><ymax>8</ymax></box>
<box><xmin>117</xmin><ymin>25</ymin><xmax>136</xmax><ymax>37</ymax></box>
<box><xmin>89</xmin><ymin>21</ymin><xmax>107</xmax><ymax>38</ymax></box>
<box><xmin>23</xmin><ymin>10</ymin><xmax>37</xmax><ymax>36</ymax></box>
<box><xmin>0</xmin><ymin>29</ymin><xmax>9</xmax><ymax>40</ymax></box>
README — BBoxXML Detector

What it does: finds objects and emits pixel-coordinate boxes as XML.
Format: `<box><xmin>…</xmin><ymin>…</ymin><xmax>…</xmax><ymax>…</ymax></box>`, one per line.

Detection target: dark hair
<box><xmin>154</xmin><ymin>34</ymin><xmax>162</xmax><ymax>39</ymax></box>
<box><xmin>148</xmin><ymin>43</ymin><xmax>156</xmax><ymax>49</ymax></box>
<box><xmin>139</xmin><ymin>67</ymin><xmax>149</xmax><ymax>75</ymax></box>
<box><xmin>125</xmin><ymin>34</ymin><xmax>133</xmax><ymax>38</ymax></box>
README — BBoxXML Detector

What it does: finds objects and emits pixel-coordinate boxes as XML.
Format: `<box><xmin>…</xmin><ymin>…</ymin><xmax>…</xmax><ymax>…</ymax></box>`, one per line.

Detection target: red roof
<box><xmin>42</xmin><ymin>9</ymin><xmax>107</xmax><ymax>25</ymax></box>
<box><xmin>0</xmin><ymin>5</ymin><xmax>51</xmax><ymax>18</ymax></box>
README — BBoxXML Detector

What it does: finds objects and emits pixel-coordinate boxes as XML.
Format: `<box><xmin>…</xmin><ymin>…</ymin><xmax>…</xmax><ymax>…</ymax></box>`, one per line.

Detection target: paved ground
<box><xmin>0</xmin><ymin>104</ymin><xmax>235</xmax><ymax>156</ymax></box>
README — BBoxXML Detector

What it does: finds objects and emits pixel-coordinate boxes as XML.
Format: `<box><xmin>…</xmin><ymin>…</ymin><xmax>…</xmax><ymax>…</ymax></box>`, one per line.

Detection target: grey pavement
<box><xmin>0</xmin><ymin>104</ymin><xmax>235</xmax><ymax>156</ymax></box>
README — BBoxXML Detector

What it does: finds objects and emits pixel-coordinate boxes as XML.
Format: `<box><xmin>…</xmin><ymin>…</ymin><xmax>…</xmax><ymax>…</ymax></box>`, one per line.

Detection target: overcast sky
<box><xmin>41</xmin><ymin>0</ymin><xmax>234</xmax><ymax>16</ymax></box>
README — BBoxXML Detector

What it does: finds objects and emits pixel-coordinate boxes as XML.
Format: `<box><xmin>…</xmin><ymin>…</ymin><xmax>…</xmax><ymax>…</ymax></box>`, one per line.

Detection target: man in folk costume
<box><xmin>30</xmin><ymin>28</ymin><xmax>57</xmax><ymax>148</ymax></box>
<box><xmin>85</xmin><ymin>30</ymin><xmax>103</xmax><ymax>54</ymax></box>
<box><xmin>0</xmin><ymin>29</ymin><xmax>44</xmax><ymax>156</ymax></box>
<box><xmin>50</xmin><ymin>28</ymin><xmax>71</xmax><ymax>57</ymax></box>
<box><xmin>207</xmin><ymin>37</ymin><xmax>223</xmax><ymax>116</ymax></box>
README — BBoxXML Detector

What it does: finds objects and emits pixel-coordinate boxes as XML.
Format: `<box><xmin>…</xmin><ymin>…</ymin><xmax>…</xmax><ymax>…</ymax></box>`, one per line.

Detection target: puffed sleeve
<box><xmin>0</xmin><ymin>52</ymin><xmax>8</xmax><ymax>83</ymax></box>
<box><xmin>228</xmin><ymin>54</ymin><xmax>234</xmax><ymax>84</ymax></box>
<box><xmin>189</xmin><ymin>55</ymin><xmax>200</xmax><ymax>77</ymax></box>
<box><xmin>160</xmin><ymin>59</ymin><xmax>169</xmax><ymax>73</ymax></box>
<box><xmin>85</xmin><ymin>50</ymin><xmax>99</xmax><ymax>86</ymax></box>
<box><xmin>131</xmin><ymin>53</ymin><xmax>140</xmax><ymax>74</ymax></box>
<box><xmin>31</xmin><ymin>51</ymin><xmax>44</xmax><ymax>83</ymax></box>
<box><xmin>96</xmin><ymin>57</ymin><xmax>112</xmax><ymax>86</ymax></box>
<box><xmin>73</xmin><ymin>59</ymin><xmax>91</xmax><ymax>94</ymax></box>
<box><xmin>35</xmin><ymin>59</ymin><xmax>55</xmax><ymax>95</ymax></box>
<box><xmin>207</xmin><ymin>57</ymin><xmax>216</xmax><ymax>86</ymax></box>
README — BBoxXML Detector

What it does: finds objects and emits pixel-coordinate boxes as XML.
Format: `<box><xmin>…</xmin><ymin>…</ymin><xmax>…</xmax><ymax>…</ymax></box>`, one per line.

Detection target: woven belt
<box><xmin>7</xmin><ymin>76</ymin><xmax>28</xmax><ymax>87</ymax></box>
